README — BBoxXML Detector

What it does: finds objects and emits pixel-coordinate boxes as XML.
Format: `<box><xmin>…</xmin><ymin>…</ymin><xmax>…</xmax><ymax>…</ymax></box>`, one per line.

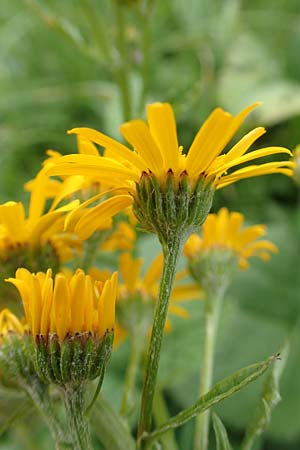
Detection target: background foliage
<box><xmin>0</xmin><ymin>0</ymin><xmax>300</xmax><ymax>448</ymax></box>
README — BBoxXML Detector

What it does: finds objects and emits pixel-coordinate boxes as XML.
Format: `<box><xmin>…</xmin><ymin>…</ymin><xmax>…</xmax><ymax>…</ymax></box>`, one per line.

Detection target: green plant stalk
<box><xmin>153</xmin><ymin>390</ymin><xmax>179</xmax><ymax>450</ymax></box>
<box><xmin>113</xmin><ymin>0</ymin><xmax>132</xmax><ymax>121</ymax></box>
<box><xmin>25</xmin><ymin>380</ymin><xmax>70</xmax><ymax>450</ymax></box>
<box><xmin>137</xmin><ymin>235</ymin><xmax>182</xmax><ymax>443</ymax></box>
<box><xmin>91</xmin><ymin>394</ymin><xmax>135</xmax><ymax>450</ymax></box>
<box><xmin>120</xmin><ymin>335</ymin><xmax>144</xmax><ymax>417</ymax></box>
<box><xmin>136</xmin><ymin>5</ymin><xmax>151</xmax><ymax>114</ymax></box>
<box><xmin>63</xmin><ymin>384</ymin><xmax>92</xmax><ymax>450</ymax></box>
<box><xmin>194</xmin><ymin>291</ymin><xmax>224</xmax><ymax>450</ymax></box>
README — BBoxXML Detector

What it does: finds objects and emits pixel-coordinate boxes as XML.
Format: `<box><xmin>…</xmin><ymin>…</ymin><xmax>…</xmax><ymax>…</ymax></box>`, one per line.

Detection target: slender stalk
<box><xmin>63</xmin><ymin>384</ymin><xmax>93</xmax><ymax>450</ymax></box>
<box><xmin>120</xmin><ymin>335</ymin><xmax>144</xmax><ymax>417</ymax></box>
<box><xmin>25</xmin><ymin>380</ymin><xmax>70</xmax><ymax>450</ymax></box>
<box><xmin>136</xmin><ymin>5</ymin><xmax>151</xmax><ymax>114</ymax></box>
<box><xmin>137</xmin><ymin>235</ymin><xmax>182</xmax><ymax>443</ymax></box>
<box><xmin>113</xmin><ymin>0</ymin><xmax>132</xmax><ymax>121</ymax></box>
<box><xmin>193</xmin><ymin>292</ymin><xmax>223</xmax><ymax>450</ymax></box>
<box><xmin>153</xmin><ymin>390</ymin><xmax>179</xmax><ymax>450</ymax></box>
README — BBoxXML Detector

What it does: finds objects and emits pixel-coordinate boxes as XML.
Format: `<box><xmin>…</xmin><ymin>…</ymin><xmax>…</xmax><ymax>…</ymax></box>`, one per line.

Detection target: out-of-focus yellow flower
<box><xmin>101</xmin><ymin>222</ymin><xmax>136</xmax><ymax>252</ymax></box>
<box><xmin>91</xmin><ymin>252</ymin><xmax>202</xmax><ymax>346</ymax></box>
<box><xmin>184</xmin><ymin>207</ymin><xmax>278</xmax><ymax>270</ymax></box>
<box><xmin>0</xmin><ymin>173</ymin><xmax>79</xmax><ymax>262</ymax></box>
<box><xmin>44</xmin><ymin>102</ymin><xmax>293</xmax><ymax>241</ymax></box>
<box><xmin>292</xmin><ymin>144</ymin><xmax>300</xmax><ymax>186</ymax></box>
<box><xmin>0</xmin><ymin>308</ymin><xmax>24</xmax><ymax>340</ymax></box>
<box><xmin>6</xmin><ymin>268</ymin><xmax>117</xmax><ymax>342</ymax></box>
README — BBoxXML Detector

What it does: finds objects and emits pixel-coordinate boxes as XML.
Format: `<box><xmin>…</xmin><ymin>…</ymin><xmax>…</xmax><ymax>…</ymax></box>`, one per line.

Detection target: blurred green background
<box><xmin>1</xmin><ymin>0</ymin><xmax>300</xmax><ymax>449</ymax></box>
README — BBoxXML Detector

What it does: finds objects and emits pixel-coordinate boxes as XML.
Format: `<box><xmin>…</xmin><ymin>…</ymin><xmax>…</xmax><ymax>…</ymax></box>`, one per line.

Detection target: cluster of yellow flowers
<box><xmin>0</xmin><ymin>100</ymin><xmax>295</xmax><ymax>390</ymax></box>
<box><xmin>0</xmin><ymin>100</ymin><xmax>297</xmax><ymax>450</ymax></box>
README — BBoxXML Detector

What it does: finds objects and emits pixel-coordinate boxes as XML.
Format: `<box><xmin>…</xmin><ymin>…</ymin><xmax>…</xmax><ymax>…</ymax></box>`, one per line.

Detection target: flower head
<box><xmin>6</xmin><ymin>268</ymin><xmax>117</xmax><ymax>342</ymax></box>
<box><xmin>6</xmin><ymin>268</ymin><xmax>118</xmax><ymax>384</ymax></box>
<box><xmin>184</xmin><ymin>208</ymin><xmax>277</xmax><ymax>293</ymax></box>
<box><xmin>45</xmin><ymin>102</ymin><xmax>292</xmax><ymax>242</ymax></box>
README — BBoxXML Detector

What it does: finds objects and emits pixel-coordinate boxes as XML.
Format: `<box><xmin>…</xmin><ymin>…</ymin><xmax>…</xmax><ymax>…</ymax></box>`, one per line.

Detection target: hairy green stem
<box><xmin>63</xmin><ymin>384</ymin><xmax>92</xmax><ymax>450</ymax></box>
<box><xmin>25</xmin><ymin>380</ymin><xmax>70</xmax><ymax>450</ymax></box>
<box><xmin>194</xmin><ymin>292</ymin><xmax>223</xmax><ymax>450</ymax></box>
<box><xmin>137</xmin><ymin>235</ymin><xmax>182</xmax><ymax>443</ymax></box>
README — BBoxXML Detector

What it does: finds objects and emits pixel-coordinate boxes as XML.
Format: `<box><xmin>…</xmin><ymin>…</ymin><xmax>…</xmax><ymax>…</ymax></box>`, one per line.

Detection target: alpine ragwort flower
<box><xmin>6</xmin><ymin>268</ymin><xmax>118</xmax><ymax>384</ymax></box>
<box><xmin>184</xmin><ymin>207</ymin><xmax>278</xmax><ymax>292</ymax></box>
<box><xmin>45</xmin><ymin>102</ymin><xmax>292</xmax><ymax>242</ymax></box>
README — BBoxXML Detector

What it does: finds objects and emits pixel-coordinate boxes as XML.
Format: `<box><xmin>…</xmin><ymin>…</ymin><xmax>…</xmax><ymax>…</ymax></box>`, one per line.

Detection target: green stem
<box><xmin>63</xmin><ymin>384</ymin><xmax>93</xmax><ymax>450</ymax></box>
<box><xmin>137</xmin><ymin>235</ymin><xmax>182</xmax><ymax>443</ymax></box>
<box><xmin>193</xmin><ymin>292</ymin><xmax>223</xmax><ymax>450</ymax></box>
<box><xmin>25</xmin><ymin>380</ymin><xmax>70</xmax><ymax>450</ymax></box>
<box><xmin>136</xmin><ymin>5</ymin><xmax>151</xmax><ymax>114</ymax></box>
<box><xmin>120</xmin><ymin>335</ymin><xmax>143</xmax><ymax>417</ymax></box>
<box><xmin>113</xmin><ymin>0</ymin><xmax>132</xmax><ymax>121</ymax></box>
<box><xmin>153</xmin><ymin>390</ymin><xmax>179</xmax><ymax>450</ymax></box>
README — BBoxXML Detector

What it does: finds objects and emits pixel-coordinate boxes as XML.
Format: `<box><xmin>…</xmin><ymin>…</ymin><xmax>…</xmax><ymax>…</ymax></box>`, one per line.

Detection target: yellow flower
<box><xmin>44</xmin><ymin>102</ymin><xmax>292</xmax><ymax>240</ymax></box>
<box><xmin>101</xmin><ymin>221</ymin><xmax>136</xmax><ymax>252</ymax></box>
<box><xmin>0</xmin><ymin>308</ymin><xmax>24</xmax><ymax>339</ymax></box>
<box><xmin>184</xmin><ymin>207</ymin><xmax>278</xmax><ymax>270</ymax></box>
<box><xmin>6</xmin><ymin>268</ymin><xmax>118</xmax><ymax>342</ymax></box>
<box><xmin>0</xmin><ymin>174</ymin><xmax>79</xmax><ymax>261</ymax></box>
<box><xmin>291</xmin><ymin>144</ymin><xmax>300</xmax><ymax>186</ymax></box>
<box><xmin>91</xmin><ymin>252</ymin><xmax>202</xmax><ymax>346</ymax></box>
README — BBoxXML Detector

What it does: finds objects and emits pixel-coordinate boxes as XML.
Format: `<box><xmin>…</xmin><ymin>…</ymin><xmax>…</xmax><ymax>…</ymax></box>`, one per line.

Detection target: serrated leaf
<box><xmin>212</xmin><ymin>413</ymin><xmax>233</xmax><ymax>450</ymax></box>
<box><xmin>143</xmin><ymin>356</ymin><xmax>275</xmax><ymax>447</ymax></box>
<box><xmin>240</xmin><ymin>341</ymin><xmax>289</xmax><ymax>450</ymax></box>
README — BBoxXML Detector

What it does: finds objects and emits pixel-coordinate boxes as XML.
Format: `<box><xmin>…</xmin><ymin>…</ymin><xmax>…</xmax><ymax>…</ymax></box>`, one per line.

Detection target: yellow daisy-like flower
<box><xmin>0</xmin><ymin>308</ymin><xmax>24</xmax><ymax>340</ymax></box>
<box><xmin>6</xmin><ymin>268</ymin><xmax>117</xmax><ymax>342</ymax></box>
<box><xmin>91</xmin><ymin>252</ymin><xmax>202</xmax><ymax>346</ymax></box>
<box><xmin>45</xmin><ymin>102</ymin><xmax>292</xmax><ymax>241</ymax></box>
<box><xmin>5</xmin><ymin>269</ymin><xmax>117</xmax><ymax>385</ymax></box>
<box><xmin>0</xmin><ymin>173</ymin><xmax>79</xmax><ymax>263</ymax></box>
<box><xmin>184</xmin><ymin>207</ymin><xmax>278</xmax><ymax>270</ymax></box>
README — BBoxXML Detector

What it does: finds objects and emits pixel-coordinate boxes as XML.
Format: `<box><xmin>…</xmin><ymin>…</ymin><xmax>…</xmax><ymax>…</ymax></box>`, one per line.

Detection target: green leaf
<box><xmin>91</xmin><ymin>394</ymin><xmax>135</xmax><ymax>450</ymax></box>
<box><xmin>240</xmin><ymin>341</ymin><xmax>289</xmax><ymax>450</ymax></box>
<box><xmin>143</xmin><ymin>356</ymin><xmax>276</xmax><ymax>446</ymax></box>
<box><xmin>212</xmin><ymin>413</ymin><xmax>233</xmax><ymax>450</ymax></box>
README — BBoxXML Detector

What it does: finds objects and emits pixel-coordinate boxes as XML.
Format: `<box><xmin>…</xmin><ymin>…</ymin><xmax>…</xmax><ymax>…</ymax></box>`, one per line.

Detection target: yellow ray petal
<box><xmin>143</xmin><ymin>253</ymin><xmax>163</xmax><ymax>289</ymax></box>
<box><xmin>120</xmin><ymin>120</ymin><xmax>164</xmax><ymax>175</ymax></box>
<box><xmin>77</xmin><ymin>135</ymin><xmax>99</xmax><ymax>156</ymax></box>
<box><xmin>211</xmin><ymin>147</ymin><xmax>292</xmax><ymax>178</ymax></box>
<box><xmin>40</xmin><ymin>277</ymin><xmax>53</xmax><ymax>335</ymax></box>
<box><xmin>69</xmin><ymin>270</ymin><xmax>86</xmax><ymax>332</ymax></box>
<box><xmin>68</xmin><ymin>127</ymin><xmax>145</xmax><ymax>171</ymax></box>
<box><xmin>186</xmin><ymin>103</ymin><xmax>261</xmax><ymax>177</ymax></box>
<box><xmin>147</xmin><ymin>103</ymin><xmax>179</xmax><ymax>171</ymax></box>
<box><xmin>119</xmin><ymin>253</ymin><xmax>143</xmax><ymax>292</ymax></box>
<box><xmin>0</xmin><ymin>201</ymin><xmax>27</xmax><ymax>243</ymax></box>
<box><xmin>74</xmin><ymin>194</ymin><xmax>133</xmax><ymax>240</ymax></box>
<box><xmin>44</xmin><ymin>154</ymin><xmax>140</xmax><ymax>182</ymax></box>
<box><xmin>171</xmin><ymin>284</ymin><xmax>203</xmax><ymax>301</ymax></box>
<box><xmin>52</xmin><ymin>274</ymin><xmax>71</xmax><ymax>341</ymax></box>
